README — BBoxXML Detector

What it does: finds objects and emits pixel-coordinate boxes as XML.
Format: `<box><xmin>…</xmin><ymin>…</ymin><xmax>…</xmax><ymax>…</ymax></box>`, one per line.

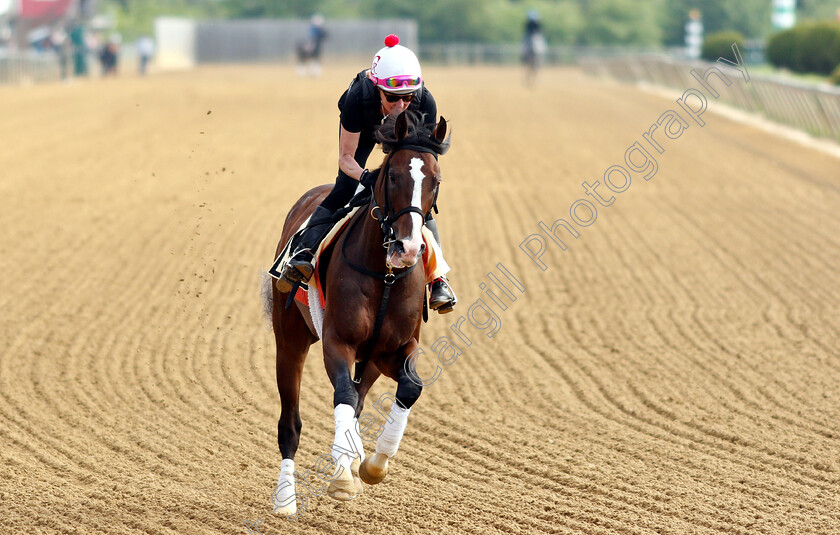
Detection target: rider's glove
<box><xmin>360</xmin><ymin>169</ymin><xmax>378</xmax><ymax>189</ymax></box>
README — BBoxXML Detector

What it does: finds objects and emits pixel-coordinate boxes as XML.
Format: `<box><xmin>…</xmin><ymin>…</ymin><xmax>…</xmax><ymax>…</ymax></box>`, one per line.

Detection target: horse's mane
<box><xmin>374</xmin><ymin>110</ymin><xmax>451</xmax><ymax>157</ymax></box>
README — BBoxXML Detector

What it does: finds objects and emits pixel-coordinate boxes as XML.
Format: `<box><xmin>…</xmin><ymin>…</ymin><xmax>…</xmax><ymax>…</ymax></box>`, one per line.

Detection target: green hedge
<box><xmin>831</xmin><ymin>64</ymin><xmax>840</xmax><ymax>86</ymax></box>
<box><xmin>701</xmin><ymin>31</ymin><xmax>745</xmax><ymax>62</ymax></box>
<box><xmin>767</xmin><ymin>22</ymin><xmax>840</xmax><ymax>75</ymax></box>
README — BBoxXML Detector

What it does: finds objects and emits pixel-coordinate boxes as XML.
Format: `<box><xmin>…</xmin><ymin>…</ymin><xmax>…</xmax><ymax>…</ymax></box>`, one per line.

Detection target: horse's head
<box><xmin>373</xmin><ymin>111</ymin><xmax>449</xmax><ymax>269</ymax></box>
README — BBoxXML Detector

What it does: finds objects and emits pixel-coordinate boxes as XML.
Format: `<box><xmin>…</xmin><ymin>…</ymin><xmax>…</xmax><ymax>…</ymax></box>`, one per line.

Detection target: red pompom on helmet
<box><xmin>368</xmin><ymin>34</ymin><xmax>422</xmax><ymax>94</ymax></box>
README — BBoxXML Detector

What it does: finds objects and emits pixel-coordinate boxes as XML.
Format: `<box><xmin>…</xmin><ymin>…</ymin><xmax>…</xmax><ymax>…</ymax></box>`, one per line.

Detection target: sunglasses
<box><xmin>382</xmin><ymin>90</ymin><xmax>416</xmax><ymax>103</ymax></box>
<box><xmin>371</xmin><ymin>74</ymin><xmax>422</xmax><ymax>89</ymax></box>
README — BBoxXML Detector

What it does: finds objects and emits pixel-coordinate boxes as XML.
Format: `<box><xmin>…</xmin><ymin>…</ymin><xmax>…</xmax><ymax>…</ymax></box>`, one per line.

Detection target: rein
<box><xmin>344</xmin><ymin>141</ymin><xmax>440</xmax><ymax>384</ymax></box>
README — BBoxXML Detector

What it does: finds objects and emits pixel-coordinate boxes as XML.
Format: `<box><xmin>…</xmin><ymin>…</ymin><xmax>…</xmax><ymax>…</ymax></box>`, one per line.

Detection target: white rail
<box><xmin>0</xmin><ymin>49</ymin><xmax>62</xmax><ymax>85</ymax></box>
<box><xmin>579</xmin><ymin>54</ymin><xmax>840</xmax><ymax>142</ymax></box>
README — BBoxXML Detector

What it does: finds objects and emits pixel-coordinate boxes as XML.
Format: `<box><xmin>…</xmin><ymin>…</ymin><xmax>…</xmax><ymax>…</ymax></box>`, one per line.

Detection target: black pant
<box><xmin>320</xmin><ymin>173</ymin><xmax>361</xmax><ymax>211</ymax></box>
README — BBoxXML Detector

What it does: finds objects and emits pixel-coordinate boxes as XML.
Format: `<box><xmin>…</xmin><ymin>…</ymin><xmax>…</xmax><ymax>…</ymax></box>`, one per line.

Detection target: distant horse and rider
<box><xmin>266</xmin><ymin>110</ymin><xmax>451</xmax><ymax>515</ymax></box>
<box><xmin>522</xmin><ymin>10</ymin><xmax>547</xmax><ymax>87</ymax></box>
<box><xmin>296</xmin><ymin>13</ymin><xmax>327</xmax><ymax>77</ymax></box>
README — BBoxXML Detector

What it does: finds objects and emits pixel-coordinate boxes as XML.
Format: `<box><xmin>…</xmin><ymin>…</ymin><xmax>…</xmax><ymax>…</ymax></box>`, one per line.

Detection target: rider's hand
<box><xmin>360</xmin><ymin>169</ymin><xmax>378</xmax><ymax>189</ymax></box>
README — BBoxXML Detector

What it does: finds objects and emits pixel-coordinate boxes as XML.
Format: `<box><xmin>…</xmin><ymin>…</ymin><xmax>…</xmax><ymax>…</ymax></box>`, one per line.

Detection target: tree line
<box><xmin>104</xmin><ymin>0</ymin><xmax>840</xmax><ymax>45</ymax></box>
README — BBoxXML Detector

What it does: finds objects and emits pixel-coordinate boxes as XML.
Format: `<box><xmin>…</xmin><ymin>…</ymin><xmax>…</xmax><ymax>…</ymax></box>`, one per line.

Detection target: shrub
<box><xmin>766</xmin><ymin>27</ymin><xmax>798</xmax><ymax>70</ymax></box>
<box><xmin>801</xmin><ymin>22</ymin><xmax>840</xmax><ymax>74</ymax></box>
<box><xmin>767</xmin><ymin>22</ymin><xmax>840</xmax><ymax>75</ymax></box>
<box><xmin>831</xmin><ymin>64</ymin><xmax>840</xmax><ymax>86</ymax></box>
<box><xmin>701</xmin><ymin>31</ymin><xmax>745</xmax><ymax>63</ymax></box>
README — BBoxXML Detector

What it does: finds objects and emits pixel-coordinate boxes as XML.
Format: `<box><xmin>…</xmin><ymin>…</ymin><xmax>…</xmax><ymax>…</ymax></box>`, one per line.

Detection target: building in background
<box><xmin>772</xmin><ymin>0</ymin><xmax>796</xmax><ymax>31</ymax></box>
<box><xmin>155</xmin><ymin>17</ymin><xmax>417</xmax><ymax>71</ymax></box>
<box><xmin>0</xmin><ymin>0</ymin><xmax>13</xmax><ymax>48</ymax></box>
<box><xmin>5</xmin><ymin>0</ymin><xmax>99</xmax><ymax>49</ymax></box>
<box><xmin>684</xmin><ymin>9</ymin><xmax>703</xmax><ymax>60</ymax></box>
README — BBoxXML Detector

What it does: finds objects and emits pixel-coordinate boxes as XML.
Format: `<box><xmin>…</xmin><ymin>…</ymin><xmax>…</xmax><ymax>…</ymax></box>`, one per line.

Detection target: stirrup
<box><xmin>274</xmin><ymin>272</ymin><xmax>298</xmax><ymax>293</ymax></box>
<box><xmin>273</xmin><ymin>250</ymin><xmax>314</xmax><ymax>294</ymax></box>
<box><xmin>284</xmin><ymin>260</ymin><xmax>314</xmax><ymax>284</ymax></box>
<box><xmin>287</xmin><ymin>249</ymin><xmax>315</xmax><ymax>279</ymax></box>
<box><xmin>429</xmin><ymin>277</ymin><xmax>457</xmax><ymax>314</ymax></box>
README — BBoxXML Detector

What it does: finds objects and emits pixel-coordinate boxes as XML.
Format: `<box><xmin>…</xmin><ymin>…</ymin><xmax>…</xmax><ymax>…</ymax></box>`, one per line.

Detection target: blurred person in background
<box><xmin>69</xmin><ymin>20</ymin><xmax>88</xmax><ymax>76</ymax></box>
<box><xmin>522</xmin><ymin>9</ymin><xmax>547</xmax><ymax>87</ymax></box>
<box><xmin>136</xmin><ymin>35</ymin><xmax>154</xmax><ymax>75</ymax></box>
<box><xmin>99</xmin><ymin>33</ymin><xmax>120</xmax><ymax>76</ymax></box>
<box><xmin>50</xmin><ymin>26</ymin><xmax>70</xmax><ymax>80</ymax></box>
<box><xmin>296</xmin><ymin>13</ymin><xmax>327</xmax><ymax>77</ymax></box>
<box><xmin>279</xmin><ymin>34</ymin><xmax>458</xmax><ymax>313</ymax></box>
<box><xmin>0</xmin><ymin>25</ymin><xmax>11</xmax><ymax>50</ymax></box>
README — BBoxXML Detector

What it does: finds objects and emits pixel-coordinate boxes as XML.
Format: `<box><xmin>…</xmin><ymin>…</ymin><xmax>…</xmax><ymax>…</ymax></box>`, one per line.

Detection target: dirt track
<box><xmin>1</xmin><ymin>64</ymin><xmax>839</xmax><ymax>534</ymax></box>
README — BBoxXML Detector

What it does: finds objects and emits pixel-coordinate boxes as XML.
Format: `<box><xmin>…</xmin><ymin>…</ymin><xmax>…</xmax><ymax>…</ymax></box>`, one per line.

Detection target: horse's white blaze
<box><xmin>405</xmin><ymin>157</ymin><xmax>426</xmax><ymax>251</ymax></box>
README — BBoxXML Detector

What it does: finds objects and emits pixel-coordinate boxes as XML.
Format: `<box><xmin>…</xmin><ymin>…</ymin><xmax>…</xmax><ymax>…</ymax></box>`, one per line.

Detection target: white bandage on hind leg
<box><xmin>375</xmin><ymin>403</ymin><xmax>411</xmax><ymax>458</ymax></box>
<box><xmin>331</xmin><ymin>404</ymin><xmax>364</xmax><ymax>471</ymax></box>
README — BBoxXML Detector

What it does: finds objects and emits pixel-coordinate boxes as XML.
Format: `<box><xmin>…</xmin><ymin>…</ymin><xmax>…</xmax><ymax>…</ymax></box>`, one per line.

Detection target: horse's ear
<box><xmin>433</xmin><ymin>116</ymin><xmax>447</xmax><ymax>144</ymax></box>
<box><xmin>395</xmin><ymin>111</ymin><xmax>409</xmax><ymax>140</ymax></box>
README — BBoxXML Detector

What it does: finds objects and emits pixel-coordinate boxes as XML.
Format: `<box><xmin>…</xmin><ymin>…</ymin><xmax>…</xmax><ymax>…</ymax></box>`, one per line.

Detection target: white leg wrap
<box><xmin>273</xmin><ymin>459</ymin><xmax>296</xmax><ymax>513</ymax></box>
<box><xmin>375</xmin><ymin>403</ymin><xmax>411</xmax><ymax>458</ymax></box>
<box><xmin>331</xmin><ymin>404</ymin><xmax>365</xmax><ymax>471</ymax></box>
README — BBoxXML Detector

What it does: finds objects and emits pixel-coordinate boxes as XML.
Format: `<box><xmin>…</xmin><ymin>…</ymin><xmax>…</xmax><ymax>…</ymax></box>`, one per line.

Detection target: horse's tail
<box><xmin>260</xmin><ymin>270</ymin><xmax>274</xmax><ymax>330</ymax></box>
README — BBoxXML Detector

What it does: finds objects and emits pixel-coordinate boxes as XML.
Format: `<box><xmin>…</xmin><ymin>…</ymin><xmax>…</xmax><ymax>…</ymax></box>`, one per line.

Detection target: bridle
<box><xmin>342</xmin><ymin>137</ymin><xmax>440</xmax><ymax>279</ymax></box>
<box><xmin>341</xmin><ymin>137</ymin><xmax>443</xmax><ymax>384</ymax></box>
<box><xmin>368</xmin><ymin>140</ymin><xmax>440</xmax><ymax>253</ymax></box>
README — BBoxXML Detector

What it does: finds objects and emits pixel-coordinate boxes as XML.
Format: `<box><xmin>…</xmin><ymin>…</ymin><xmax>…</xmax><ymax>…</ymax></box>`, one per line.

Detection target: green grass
<box><xmin>748</xmin><ymin>63</ymin><xmax>834</xmax><ymax>85</ymax></box>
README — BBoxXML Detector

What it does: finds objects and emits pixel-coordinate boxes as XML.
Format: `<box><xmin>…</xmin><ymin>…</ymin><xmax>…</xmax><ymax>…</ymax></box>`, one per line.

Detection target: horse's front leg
<box><xmin>322</xmin><ymin>335</ymin><xmax>366</xmax><ymax>501</ymax></box>
<box><xmin>359</xmin><ymin>339</ymin><xmax>423</xmax><ymax>485</ymax></box>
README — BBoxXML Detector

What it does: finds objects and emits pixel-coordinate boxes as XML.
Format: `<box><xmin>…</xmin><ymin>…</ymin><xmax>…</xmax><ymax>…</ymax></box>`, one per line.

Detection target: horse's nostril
<box><xmin>393</xmin><ymin>241</ymin><xmax>406</xmax><ymax>255</ymax></box>
<box><xmin>419</xmin><ymin>243</ymin><xmax>426</xmax><ymax>255</ymax></box>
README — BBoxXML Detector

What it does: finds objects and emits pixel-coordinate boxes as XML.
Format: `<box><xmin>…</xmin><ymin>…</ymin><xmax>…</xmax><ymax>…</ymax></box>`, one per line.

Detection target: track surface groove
<box><xmin>1</xmin><ymin>65</ymin><xmax>839</xmax><ymax>534</ymax></box>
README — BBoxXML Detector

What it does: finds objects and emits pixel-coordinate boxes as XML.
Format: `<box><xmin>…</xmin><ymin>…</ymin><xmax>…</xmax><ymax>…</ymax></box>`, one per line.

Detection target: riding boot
<box><xmin>278</xmin><ymin>206</ymin><xmax>336</xmax><ymax>291</ymax></box>
<box><xmin>424</xmin><ymin>218</ymin><xmax>457</xmax><ymax>314</ymax></box>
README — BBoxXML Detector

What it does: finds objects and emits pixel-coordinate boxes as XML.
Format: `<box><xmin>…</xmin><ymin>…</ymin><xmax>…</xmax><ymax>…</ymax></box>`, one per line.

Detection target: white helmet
<box><xmin>368</xmin><ymin>34</ymin><xmax>422</xmax><ymax>94</ymax></box>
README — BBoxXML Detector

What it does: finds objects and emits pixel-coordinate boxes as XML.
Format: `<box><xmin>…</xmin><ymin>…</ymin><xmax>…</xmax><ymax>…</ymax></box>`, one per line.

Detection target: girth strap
<box><xmin>352</xmin><ymin>271</ymin><xmax>395</xmax><ymax>384</ymax></box>
<box><xmin>340</xmin><ymin>211</ymin><xmax>419</xmax><ymax>384</ymax></box>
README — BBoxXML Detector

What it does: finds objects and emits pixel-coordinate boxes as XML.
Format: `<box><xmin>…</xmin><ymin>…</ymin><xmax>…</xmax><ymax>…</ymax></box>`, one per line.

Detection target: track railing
<box><xmin>419</xmin><ymin>43</ymin><xmax>665</xmax><ymax>66</ymax></box>
<box><xmin>0</xmin><ymin>49</ymin><xmax>62</xmax><ymax>85</ymax></box>
<box><xmin>579</xmin><ymin>54</ymin><xmax>840</xmax><ymax>142</ymax></box>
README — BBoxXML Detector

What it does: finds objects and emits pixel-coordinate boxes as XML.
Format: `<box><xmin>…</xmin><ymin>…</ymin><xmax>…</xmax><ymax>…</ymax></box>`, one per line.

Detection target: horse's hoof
<box><xmin>327</xmin><ymin>463</ymin><xmax>357</xmax><ymax>501</ymax></box>
<box><xmin>273</xmin><ymin>502</ymin><xmax>296</xmax><ymax>516</ymax></box>
<box><xmin>351</xmin><ymin>456</ymin><xmax>364</xmax><ymax>495</ymax></box>
<box><xmin>359</xmin><ymin>452</ymin><xmax>389</xmax><ymax>485</ymax></box>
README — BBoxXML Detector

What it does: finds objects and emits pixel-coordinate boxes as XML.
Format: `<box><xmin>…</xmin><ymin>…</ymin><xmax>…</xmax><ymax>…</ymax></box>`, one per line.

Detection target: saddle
<box><xmin>269</xmin><ymin>191</ymin><xmax>449</xmax><ymax>339</ymax></box>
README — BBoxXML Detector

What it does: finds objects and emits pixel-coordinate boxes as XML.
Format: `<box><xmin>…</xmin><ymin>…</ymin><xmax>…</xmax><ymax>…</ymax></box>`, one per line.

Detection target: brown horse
<box><xmin>268</xmin><ymin>111</ymin><xmax>449</xmax><ymax>516</ymax></box>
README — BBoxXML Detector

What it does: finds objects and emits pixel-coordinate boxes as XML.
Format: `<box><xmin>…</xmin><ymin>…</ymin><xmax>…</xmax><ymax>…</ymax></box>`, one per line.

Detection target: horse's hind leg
<box><xmin>272</xmin><ymin>296</ymin><xmax>314</xmax><ymax>516</ymax></box>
